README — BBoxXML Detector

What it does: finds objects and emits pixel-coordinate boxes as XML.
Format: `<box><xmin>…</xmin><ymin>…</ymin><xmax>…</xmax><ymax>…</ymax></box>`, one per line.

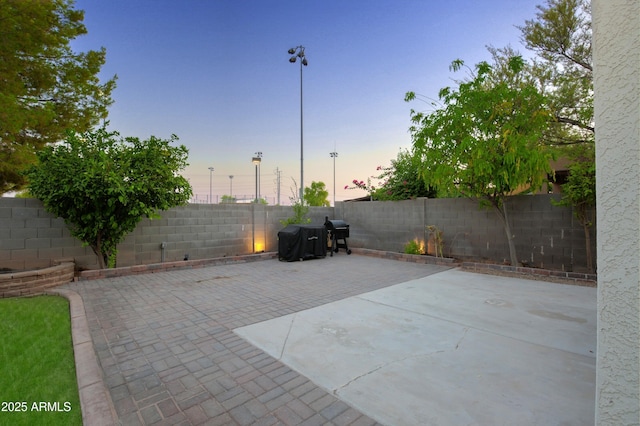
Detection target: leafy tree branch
<box><xmin>26</xmin><ymin>128</ymin><xmax>192</xmax><ymax>269</ymax></box>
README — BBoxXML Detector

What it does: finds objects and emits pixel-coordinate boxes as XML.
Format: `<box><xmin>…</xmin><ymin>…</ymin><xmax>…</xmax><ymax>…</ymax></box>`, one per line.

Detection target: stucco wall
<box><xmin>593</xmin><ymin>1</ymin><xmax>640</xmax><ymax>423</ymax></box>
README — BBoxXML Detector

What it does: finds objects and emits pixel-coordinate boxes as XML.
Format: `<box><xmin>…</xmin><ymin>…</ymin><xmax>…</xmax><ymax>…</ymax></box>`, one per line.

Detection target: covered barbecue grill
<box><xmin>324</xmin><ymin>216</ymin><xmax>351</xmax><ymax>256</ymax></box>
<box><xmin>278</xmin><ymin>224</ymin><xmax>327</xmax><ymax>261</ymax></box>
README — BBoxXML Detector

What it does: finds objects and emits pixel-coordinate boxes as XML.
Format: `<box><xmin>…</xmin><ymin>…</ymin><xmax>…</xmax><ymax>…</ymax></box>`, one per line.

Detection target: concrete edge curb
<box><xmin>47</xmin><ymin>288</ymin><xmax>118</xmax><ymax>426</ymax></box>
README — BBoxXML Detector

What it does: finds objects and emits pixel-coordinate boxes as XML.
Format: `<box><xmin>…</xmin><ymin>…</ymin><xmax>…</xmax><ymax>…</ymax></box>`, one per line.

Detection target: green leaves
<box><xmin>410</xmin><ymin>56</ymin><xmax>553</xmax><ymax>199</ymax></box>
<box><xmin>519</xmin><ymin>0</ymin><xmax>593</xmax><ymax>147</ymax></box>
<box><xmin>407</xmin><ymin>56</ymin><xmax>554</xmax><ymax>265</ymax></box>
<box><xmin>26</xmin><ymin>128</ymin><xmax>192</xmax><ymax>268</ymax></box>
<box><xmin>0</xmin><ymin>0</ymin><xmax>116</xmax><ymax>194</ymax></box>
<box><xmin>303</xmin><ymin>181</ymin><xmax>330</xmax><ymax>207</ymax></box>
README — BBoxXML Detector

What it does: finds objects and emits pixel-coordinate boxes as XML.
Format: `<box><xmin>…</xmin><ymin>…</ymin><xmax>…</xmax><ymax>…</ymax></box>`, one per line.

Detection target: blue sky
<box><xmin>71</xmin><ymin>0</ymin><xmax>541</xmax><ymax>204</ymax></box>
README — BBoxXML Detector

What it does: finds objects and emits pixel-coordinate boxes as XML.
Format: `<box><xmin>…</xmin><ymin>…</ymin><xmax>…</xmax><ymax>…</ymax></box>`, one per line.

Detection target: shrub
<box><xmin>404</xmin><ymin>239</ymin><xmax>424</xmax><ymax>255</ymax></box>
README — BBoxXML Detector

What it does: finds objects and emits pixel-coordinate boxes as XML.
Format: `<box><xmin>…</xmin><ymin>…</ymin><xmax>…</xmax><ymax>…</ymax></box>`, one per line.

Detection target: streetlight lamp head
<box><xmin>252</xmin><ymin>157</ymin><xmax>261</xmax><ymax>165</ymax></box>
<box><xmin>289</xmin><ymin>56</ymin><xmax>297</xmax><ymax>63</ymax></box>
<box><xmin>288</xmin><ymin>48</ymin><xmax>296</xmax><ymax>54</ymax></box>
<box><xmin>301</xmin><ymin>58</ymin><xmax>308</xmax><ymax>66</ymax></box>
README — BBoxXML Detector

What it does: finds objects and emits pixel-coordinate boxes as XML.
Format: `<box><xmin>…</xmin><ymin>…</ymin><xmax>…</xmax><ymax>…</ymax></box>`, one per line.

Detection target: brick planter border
<box><xmin>75</xmin><ymin>252</ymin><xmax>277</xmax><ymax>281</ymax></box>
<box><xmin>350</xmin><ymin>248</ymin><xmax>597</xmax><ymax>286</ymax></box>
<box><xmin>0</xmin><ymin>261</ymin><xmax>75</xmax><ymax>298</ymax></box>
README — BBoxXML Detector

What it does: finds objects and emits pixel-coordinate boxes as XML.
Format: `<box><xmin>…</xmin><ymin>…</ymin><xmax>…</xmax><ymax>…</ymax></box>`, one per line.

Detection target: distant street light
<box><xmin>330</xmin><ymin>151</ymin><xmax>338</xmax><ymax>206</ymax></box>
<box><xmin>208</xmin><ymin>167</ymin><xmax>214</xmax><ymax>204</ymax></box>
<box><xmin>252</xmin><ymin>154</ymin><xmax>262</xmax><ymax>203</ymax></box>
<box><xmin>228</xmin><ymin>175</ymin><xmax>234</xmax><ymax>198</ymax></box>
<box><xmin>288</xmin><ymin>45</ymin><xmax>308</xmax><ymax>202</ymax></box>
<box><xmin>255</xmin><ymin>152</ymin><xmax>262</xmax><ymax>201</ymax></box>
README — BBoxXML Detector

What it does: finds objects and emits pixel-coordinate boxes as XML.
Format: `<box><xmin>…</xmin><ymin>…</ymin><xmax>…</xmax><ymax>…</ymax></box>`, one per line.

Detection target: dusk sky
<box><xmin>71</xmin><ymin>0</ymin><xmax>541</xmax><ymax>204</ymax></box>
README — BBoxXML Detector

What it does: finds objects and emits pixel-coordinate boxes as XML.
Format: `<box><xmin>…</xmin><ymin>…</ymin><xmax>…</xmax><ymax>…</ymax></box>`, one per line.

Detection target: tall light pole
<box><xmin>288</xmin><ymin>45</ymin><xmax>307</xmax><ymax>203</ymax></box>
<box><xmin>228</xmin><ymin>175</ymin><xmax>234</xmax><ymax>199</ymax></box>
<box><xmin>330</xmin><ymin>151</ymin><xmax>338</xmax><ymax>206</ymax></box>
<box><xmin>208</xmin><ymin>167</ymin><xmax>214</xmax><ymax>204</ymax></box>
<box><xmin>255</xmin><ymin>152</ymin><xmax>262</xmax><ymax>201</ymax></box>
<box><xmin>252</xmin><ymin>155</ymin><xmax>261</xmax><ymax>203</ymax></box>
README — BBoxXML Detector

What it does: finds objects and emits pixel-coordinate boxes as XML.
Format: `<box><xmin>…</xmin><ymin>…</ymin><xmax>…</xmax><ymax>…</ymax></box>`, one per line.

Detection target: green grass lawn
<box><xmin>0</xmin><ymin>295</ymin><xmax>82</xmax><ymax>426</ymax></box>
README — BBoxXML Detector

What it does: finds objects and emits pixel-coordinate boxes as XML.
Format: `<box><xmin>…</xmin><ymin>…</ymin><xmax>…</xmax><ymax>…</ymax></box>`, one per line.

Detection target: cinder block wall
<box><xmin>1</xmin><ymin>196</ymin><xmax>593</xmax><ymax>272</ymax></box>
<box><xmin>116</xmin><ymin>204</ymin><xmax>333</xmax><ymax>267</ymax></box>
<box><xmin>335</xmin><ymin>199</ymin><xmax>425</xmax><ymax>253</ymax></box>
<box><xmin>0</xmin><ymin>198</ymin><xmax>98</xmax><ymax>270</ymax></box>
<box><xmin>0</xmin><ymin>198</ymin><xmax>334</xmax><ymax>270</ymax></box>
<box><xmin>336</xmin><ymin>194</ymin><xmax>596</xmax><ymax>272</ymax></box>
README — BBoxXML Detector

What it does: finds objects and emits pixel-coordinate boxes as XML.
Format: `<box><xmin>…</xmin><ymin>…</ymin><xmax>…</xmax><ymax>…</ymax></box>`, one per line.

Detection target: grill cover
<box><xmin>278</xmin><ymin>225</ymin><xmax>327</xmax><ymax>261</ymax></box>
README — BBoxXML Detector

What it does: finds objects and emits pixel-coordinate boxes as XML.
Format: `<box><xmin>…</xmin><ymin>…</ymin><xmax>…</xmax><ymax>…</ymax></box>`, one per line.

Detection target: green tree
<box><xmin>0</xmin><ymin>0</ymin><xmax>116</xmax><ymax>194</ymax></box>
<box><xmin>552</xmin><ymin>145</ymin><xmax>596</xmax><ymax>272</ymax></box>
<box><xmin>220</xmin><ymin>195</ymin><xmax>236</xmax><ymax>203</ymax></box>
<box><xmin>375</xmin><ymin>149</ymin><xmax>437</xmax><ymax>200</ymax></box>
<box><xmin>406</xmin><ymin>56</ymin><xmax>553</xmax><ymax>266</ymax></box>
<box><xmin>345</xmin><ymin>150</ymin><xmax>437</xmax><ymax>201</ymax></box>
<box><xmin>519</xmin><ymin>0</ymin><xmax>595</xmax><ymax>272</ymax></box>
<box><xmin>304</xmin><ymin>181</ymin><xmax>330</xmax><ymax>207</ymax></box>
<box><xmin>519</xmin><ymin>0</ymin><xmax>593</xmax><ymax>148</ymax></box>
<box><xmin>26</xmin><ymin>128</ymin><xmax>192</xmax><ymax>269</ymax></box>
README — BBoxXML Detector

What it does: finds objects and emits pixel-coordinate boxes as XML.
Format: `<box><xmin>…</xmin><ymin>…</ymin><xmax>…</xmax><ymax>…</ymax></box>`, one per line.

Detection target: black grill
<box><xmin>277</xmin><ymin>225</ymin><xmax>327</xmax><ymax>261</ymax></box>
<box><xmin>324</xmin><ymin>216</ymin><xmax>351</xmax><ymax>256</ymax></box>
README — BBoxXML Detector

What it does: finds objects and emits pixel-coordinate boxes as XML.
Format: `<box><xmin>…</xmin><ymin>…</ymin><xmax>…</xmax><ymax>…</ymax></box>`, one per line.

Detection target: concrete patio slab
<box><xmin>235</xmin><ymin>269</ymin><xmax>596</xmax><ymax>426</ymax></box>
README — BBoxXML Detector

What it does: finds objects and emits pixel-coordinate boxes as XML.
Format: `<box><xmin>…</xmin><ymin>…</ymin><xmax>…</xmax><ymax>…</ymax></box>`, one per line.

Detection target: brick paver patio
<box><xmin>62</xmin><ymin>255</ymin><xmax>449</xmax><ymax>425</ymax></box>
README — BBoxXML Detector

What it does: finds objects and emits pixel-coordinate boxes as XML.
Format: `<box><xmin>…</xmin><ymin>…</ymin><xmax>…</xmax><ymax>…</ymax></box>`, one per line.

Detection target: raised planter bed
<box><xmin>0</xmin><ymin>261</ymin><xmax>75</xmax><ymax>298</ymax></box>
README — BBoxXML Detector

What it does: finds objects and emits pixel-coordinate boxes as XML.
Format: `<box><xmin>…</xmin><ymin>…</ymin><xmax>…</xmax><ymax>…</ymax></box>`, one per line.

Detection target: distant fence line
<box><xmin>1</xmin><ymin>194</ymin><xmax>594</xmax><ymax>272</ymax></box>
<box><xmin>189</xmin><ymin>194</ymin><xmax>280</xmax><ymax>205</ymax></box>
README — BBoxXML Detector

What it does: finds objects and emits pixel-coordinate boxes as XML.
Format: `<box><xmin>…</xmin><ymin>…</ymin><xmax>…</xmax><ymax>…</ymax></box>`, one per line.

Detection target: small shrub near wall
<box><xmin>403</xmin><ymin>239</ymin><xmax>424</xmax><ymax>255</ymax></box>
